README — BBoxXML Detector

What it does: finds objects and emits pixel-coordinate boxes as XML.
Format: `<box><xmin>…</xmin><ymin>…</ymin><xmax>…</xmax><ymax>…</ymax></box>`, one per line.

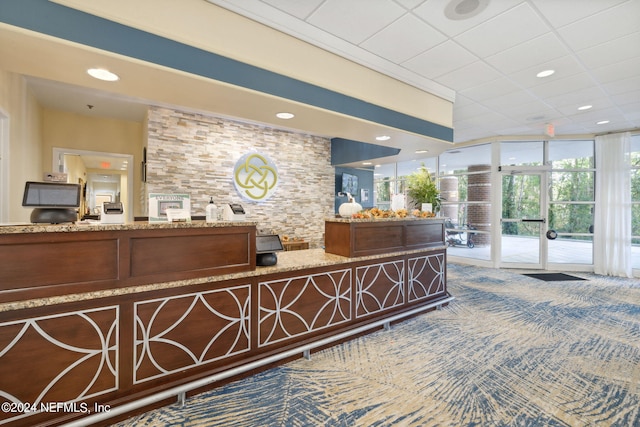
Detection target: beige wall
<box><xmin>0</xmin><ymin>70</ymin><xmax>43</xmax><ymax>223</ymax></box>
<box><xmin>42</xmin><ymin>109</ymin><xmax>145</xmax><ymax>216</ymax></box>
<box><xmin>56</xmin><ymin>0</ymin><xmax>453</xmax><ymax>127</ymax></box>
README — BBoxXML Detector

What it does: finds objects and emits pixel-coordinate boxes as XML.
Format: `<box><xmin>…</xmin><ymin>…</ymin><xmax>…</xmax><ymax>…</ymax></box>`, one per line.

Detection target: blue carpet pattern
<box><xmin>114</xmin><ymin>264</ymin><xmax>640</xmax><ymax>426</ymax></box>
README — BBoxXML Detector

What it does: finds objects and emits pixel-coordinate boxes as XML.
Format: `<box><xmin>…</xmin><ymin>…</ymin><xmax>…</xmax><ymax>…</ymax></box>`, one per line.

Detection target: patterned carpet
<box><xmin>114</xmin><ymin>264</ymin><xmax>640</xmax><ymax>427</ymax></box>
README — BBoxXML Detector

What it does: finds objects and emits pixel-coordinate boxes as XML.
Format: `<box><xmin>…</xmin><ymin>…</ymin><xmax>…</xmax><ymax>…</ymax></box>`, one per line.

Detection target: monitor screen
<box><xmin>256</xmin><ymin>234</ymin><xmax>284</xmax><ymax>254</ymax></box>
<box><xmin>341</xmin><ymin>173</ymin><xmax>358</xmax><ymax>194</ymax></box>
<box><xmin>22</xmin><ymin>181</ymin><xmax>81</xmax><ymax>208</ymax></box>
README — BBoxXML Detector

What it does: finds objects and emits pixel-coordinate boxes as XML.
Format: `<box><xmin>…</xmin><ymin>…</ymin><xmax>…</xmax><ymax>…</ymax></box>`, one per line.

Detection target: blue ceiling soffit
<box><xmin>331</xmin><ymin>138</ymin><xmax>401</xmax><ymax>166</ymax></box>
<box><xmin>0</xmin><ymin>0</ymin><xmax>454</xmax><ymax>143</ymax></box>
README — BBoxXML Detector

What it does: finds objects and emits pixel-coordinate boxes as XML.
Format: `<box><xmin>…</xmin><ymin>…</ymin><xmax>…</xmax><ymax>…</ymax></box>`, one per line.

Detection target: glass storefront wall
<box><xmin>372</xmin><ymin>135</ymin><xmax>639</xmax><ymax>273</ymax></box>
<box><xmin>440</xmin><ymin>144</ymin><xmax>492</xmax><ymax>261</ymax></box>
<box><xmin>547</xmin><ymin>140</ymin><xmax>595</xmax><ymax>265</ymax></box>
<box><xmin>373</xmin><ymin>163</ymin><xmax>395</xmax><ymax>211</ymax></box>
<box><xmin>631</xmin><ymin>135</ymin><xmax>640</xmax><ymax>270</ymax></box>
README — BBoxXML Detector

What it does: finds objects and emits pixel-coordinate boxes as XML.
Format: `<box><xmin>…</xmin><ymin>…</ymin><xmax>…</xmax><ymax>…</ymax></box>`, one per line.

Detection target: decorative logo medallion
<box><xmin>233</xmin><ymin>152</ymin><xmax>278</xmax><ymax>201</ymax></box>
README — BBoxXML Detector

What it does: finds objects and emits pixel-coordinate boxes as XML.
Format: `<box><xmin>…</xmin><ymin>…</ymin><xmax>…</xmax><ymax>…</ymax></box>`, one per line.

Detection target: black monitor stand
<box><xmin>30</xmin><ymin>208</ymin><xmax>77</xmax><ymax>224</ymax></box>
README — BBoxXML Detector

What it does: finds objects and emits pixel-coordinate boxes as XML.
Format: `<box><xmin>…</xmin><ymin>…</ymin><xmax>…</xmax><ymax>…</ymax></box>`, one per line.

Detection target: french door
<box><xmin>500</xmin><ymin>170</ymin><xmax>548</xmax><ymax>269</ymax></box>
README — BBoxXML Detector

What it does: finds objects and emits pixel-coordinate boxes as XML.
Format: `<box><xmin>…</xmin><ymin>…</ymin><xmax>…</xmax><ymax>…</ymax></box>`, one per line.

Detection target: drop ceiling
<box><xmin>208</xmin><ymin>0</ymin><xmax>640</xmax><ymax>143</ymax></box>
<box><xmin>3</xmin><ymin>0</ymin><xmax>640</xmax><ymax>168</ymax></box>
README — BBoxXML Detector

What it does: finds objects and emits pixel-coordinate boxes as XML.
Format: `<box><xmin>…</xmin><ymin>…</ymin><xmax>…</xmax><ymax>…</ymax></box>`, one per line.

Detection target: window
<box><xmin>440</xmin><ymin>144</ymin><xmax>491</xmax><ymax>261</ymax></box>
<box><xmin>632</xmin><ymin>134</ymin><xmax>640</xmax><ymax>269</ymax></box>
<box><xmin>500</xmin><ymin>141</ymin><xmax>544</xmax><ymax>166</ymax></box>
<box><xmin>373</xmin><ymin>158</ymin><xmax>437</xmax><ymax>211</ymax></box>
<box><xmin>548</xmin><ymin>140</ymin><xmax>594</xmax><ymax>265</ymax></box>
<box><xmin>373</xmin><ymin>163</ymin><xmax>395</xmax><ymax>210</ymax></box>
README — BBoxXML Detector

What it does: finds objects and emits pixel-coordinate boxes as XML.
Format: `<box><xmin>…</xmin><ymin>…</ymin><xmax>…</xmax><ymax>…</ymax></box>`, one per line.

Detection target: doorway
<box><xmin>500</xmin><ymin>169</ymin><xmax>548</xmax><ymax>269</ymax></box>
<box><xmin>52</xmin><ymin>148</ymin><xmax>134</xmax><ymax>222</ymax></box>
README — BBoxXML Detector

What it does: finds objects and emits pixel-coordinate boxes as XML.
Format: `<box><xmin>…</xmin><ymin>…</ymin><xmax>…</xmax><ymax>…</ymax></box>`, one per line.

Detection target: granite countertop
<box><xmin>0</xmin><ymin>220</ymin><xmax>258</xmax><ymax>234</ymax></box>
<box><xmin>326</xmin><ymin>216</ymin><xmax>444</xmax><ymax>223</ymax></box>
<box><xmin>0</xmin><ymin>247</ymin><xmax>444</xmax><ymax>313</ymax></box>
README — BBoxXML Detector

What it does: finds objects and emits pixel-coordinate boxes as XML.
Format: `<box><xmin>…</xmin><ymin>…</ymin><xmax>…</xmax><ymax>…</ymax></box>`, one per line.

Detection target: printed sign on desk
<box><xmin>148</xmin><ymin>193</ymin><xmax>191</xmax><ymax>223</ymax></box>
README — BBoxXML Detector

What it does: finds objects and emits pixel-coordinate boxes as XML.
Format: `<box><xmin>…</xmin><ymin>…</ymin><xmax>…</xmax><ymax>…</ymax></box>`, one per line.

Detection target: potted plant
<box><xmin>406</xmin><ymin>164</ymin><xmax>441</xmax><ymax>212</ymax></box>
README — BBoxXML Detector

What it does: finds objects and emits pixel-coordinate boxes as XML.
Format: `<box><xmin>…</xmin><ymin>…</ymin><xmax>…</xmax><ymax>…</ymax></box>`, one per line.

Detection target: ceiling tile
<box><xmin>437</xmin><ymin>61</ymin><xmax>503</xmax><ymax>91</ymax></box>
<box><xmin>454</xmin><ymin>3</ymin><xmax>549</xmax><ymax>57</ymax></box>
<box><xmin>590</xmin><ymin>56</ymin><xmax>640</xmax><ymax>85</ymax></box>
<box><xmin>413</xmin><ymin>0</ymin><xmax>523</xmax><ymax>38</ymax></box>
<box><xmin>360</xmin><ymin>14</ymin><xmax>446</xmax><ymax>63</ymax></box>
<box><xmin>612</xmin><ymin>89</ymin><xmax>640</xmax><ymax>106</ymax></box>
<box><xmin>532</xmin><ymin>0</ymin><xmax>628</xmax><ymax>28</ymax></box>
<box><xmin>307</xmin><ymin>0</ymin><xmax>405</xmax><ymax>44</ymax></box>
<box><xmin>482</xmin><ymin>90</ymin><xmax>539</xmax><ymax>110</ymax></box>
<box><xmin>395</xmin><ymin>0</ymin><xmax>426</xmax><ymax>10</ymax></box>
<box><xmin>498</xmin><ymin>100</ymin><xmax>557</xmax><ymax>122</ymax></box>
<box><xmin>572</xmin><ymin>107</ymin><xmax>628</xmax><ymax>125</ymax></box>
<box><xmin>529</xmin><ymin>73</ymin><xmax>596</xmax><ymax>99</ymax></box>
<box><xmin>506</xmin><ymin>55</ymin><xmax>585</xmax><ymax>89</ymax></box>
<box><xmin>623</xmin><ymin>103</ymin><xmax>640</xmax><ymax>120</ymax></box>
<box><xmin>577</xmin><ymin>32</ymin><xmax>640</xmax><ymax>70</ymax></box>
<box><xmin>556</xmin><ymin>0</ymin><xmax>640</xmax><ymax>51</ymax></box>
<box><xmin>453</xmin><ymin>102</ymin><xmax>492</xmax><ymax>120</ymax></box>
<box><xmin>458</xmin><ymin>78</ymin><xmax>521</xmax><ymax>103</ymax></box>
<box><xmin>401</xmin><ymin>40</ymin><xmax>477</xmax><ymax>79</ymax></box>
<box><xmin>496</xmin><ymin>125</ymin><xmax>541</xmax><ymax>136</ymax></box>
<box><xmin>560</xmin><ymin>103</ymin><xmax>616</xmax><ymax>119</ymax></box>
<box><xmin>455</xmin><ymin>111</ymin><xmax>515</xmax><ymax>131</ymax></box>
<box><xmin>544</xmin><ymin>87</ymin><xmax>610</xmax><ymax>110</ymax></box>
<box><xmin>260</xmin><ymin>0</ymin><xmax>325</xmax><ymax>19</ymax></box>
<box><xmin>484</xmin><ymin>32</ymin><xmax>569</xmax><ymax>75</ymax></box>
<box><xmin>601</xmin><ymin>75</ymin><xmax>640</xmax><ymax>96</ymax></box>
<box><xmin>555</xmin><ymin>122</ymin><xmax>589</xmax><ymax>134</ymax></box>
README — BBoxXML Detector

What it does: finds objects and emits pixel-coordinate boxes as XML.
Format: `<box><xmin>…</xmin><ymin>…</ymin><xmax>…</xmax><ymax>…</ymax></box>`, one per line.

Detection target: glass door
<box><xmin>500</xmin><ymin>171</ymin><xmax>547</xmax><ymax>269</ymax></box>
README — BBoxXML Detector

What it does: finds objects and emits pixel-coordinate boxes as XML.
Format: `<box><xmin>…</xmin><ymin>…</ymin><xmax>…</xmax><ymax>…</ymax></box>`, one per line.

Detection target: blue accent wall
<box><xmin>334</xmin><ymin>167</ymin><xmax>374</xmax><ymax>214</ymax></box>
<box><xmin>0</xmin><ymin>0</ymin><xmax>454</xmax><ymax>142</ymax></box>
<box><xmin>331</xmin><ymin>138</ymin><xmax>401</xmax><ymax>166</ymax></box>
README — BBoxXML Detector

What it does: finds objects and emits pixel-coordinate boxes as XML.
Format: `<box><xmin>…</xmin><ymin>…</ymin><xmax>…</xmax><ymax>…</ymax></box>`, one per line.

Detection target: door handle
<box><xmin>521</xmin><ymin>218</ymin><xmax>545</xmax><ymax>223</ymax></box>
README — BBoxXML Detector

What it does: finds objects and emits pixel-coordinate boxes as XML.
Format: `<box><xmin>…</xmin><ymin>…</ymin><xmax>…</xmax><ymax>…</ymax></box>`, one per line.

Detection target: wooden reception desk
<box><xmin>0</xmin><ymin>218</ymin><xmax>449</xmax><ymax>426</ymax></box>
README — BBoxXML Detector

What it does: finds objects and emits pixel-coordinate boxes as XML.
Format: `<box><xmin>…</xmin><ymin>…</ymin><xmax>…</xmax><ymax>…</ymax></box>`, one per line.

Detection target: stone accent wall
<box><xmin>146</xmin><ymin>107</ymin><xmax>334</xmax><ymax>248</ymax></box>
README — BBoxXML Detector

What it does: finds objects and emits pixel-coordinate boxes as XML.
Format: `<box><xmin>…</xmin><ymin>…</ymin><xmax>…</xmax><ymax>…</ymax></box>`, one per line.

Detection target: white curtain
<box><xmin>594</xmin><ymin>132</ymin><xmax>632</xmax><ymax>277</ymax></box>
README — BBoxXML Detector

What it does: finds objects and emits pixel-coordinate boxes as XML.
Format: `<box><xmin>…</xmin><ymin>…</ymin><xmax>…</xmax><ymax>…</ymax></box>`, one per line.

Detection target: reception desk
<box><xmin>0</xmin><ymin>219</ymin><xmax>449</xmax><ymax>426</ymax></box>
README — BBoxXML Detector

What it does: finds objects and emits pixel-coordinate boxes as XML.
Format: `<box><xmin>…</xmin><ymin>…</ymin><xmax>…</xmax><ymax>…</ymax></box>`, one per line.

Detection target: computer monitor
<box><xmin>22</xmin><ymin>181</ymin><xmax>81</xmax><ymax>223</ymax></box>
<box><xmin>22</xmin><ymin>181</ymin><xmax>81</xmax><ymax>208</ymax></box>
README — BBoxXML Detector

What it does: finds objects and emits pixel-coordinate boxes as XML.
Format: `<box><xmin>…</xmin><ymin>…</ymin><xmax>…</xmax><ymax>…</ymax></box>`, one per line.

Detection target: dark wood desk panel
<box><xmin>0</xmin><ymin>244</ymin><xmax>448</xmax><ymax>427</ymax></box>
<box><xmin>325</xmin><ymin>218</ymin><xmax>445</xmax><ymax>257</ymax></box>
<box><xmin>0</xmin><ymin>223</ymin><xmax>256</xmax><ymax>304</ymax></box>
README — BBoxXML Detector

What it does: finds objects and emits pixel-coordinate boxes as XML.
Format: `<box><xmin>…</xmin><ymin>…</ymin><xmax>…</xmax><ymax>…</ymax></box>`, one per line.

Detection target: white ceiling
<box><xmin>206</xmin><ymin>0</ymin><xmax>640</xmax><ymax>144</ymax></box>
<box><xmin>14</xmin><ymin>0</ymin><xmax>640</xmax><ymax>169</ymax></box>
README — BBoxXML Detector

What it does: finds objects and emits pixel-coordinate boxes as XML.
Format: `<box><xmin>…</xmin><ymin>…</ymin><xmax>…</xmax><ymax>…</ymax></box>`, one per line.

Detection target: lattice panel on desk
<box><xmin>258</xmin><ymin>269</ymin><xmax>351</xmax><ymax>347</ymax></box>
<box><xmin>356</xmin><ymin>260</ymin><xmax>405</xmax><ymax>318</ymax></box>
<box><xmin>0</xmin><ymin>306</ymin><xmax>118</xmax><ymax>425</ymax></box>
<box><xmin>134</xmin><ymin>285</ymin><xmax>250</xmax><ymax>383</ymax></box>
<box><xmin>408</xmin><ymin>253</ymin><xmax>446</xmax><ymax>302</ymax></box>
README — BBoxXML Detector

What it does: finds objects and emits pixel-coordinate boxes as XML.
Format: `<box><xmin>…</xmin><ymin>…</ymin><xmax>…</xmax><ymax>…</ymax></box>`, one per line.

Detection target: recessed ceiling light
<box><xmin>87</xmin><ymin>68</ymin><xmax>119</xmax><ymax>81</ymax></box>
<box><xmin>376</xmin><ymin>135</ymin><xmax>391</xmax><ymax>141</ymax></box>
<box><xmin>536</xmin><ymin>69</ymin><xmax>555</xmax><ymax>78</ymax></box>
<box><xmin>362</xmin><ymin>162</ymin><xmax>373</xmax><ymax>165</ymax></box>
<box><xmin>597</xmin><ymin>120</ymin><xmax>610</xmax><ymax>125</ymax></box>
<box><xmin>415</xmin><ymin>150</ymin><xmax>429</xmax><ymax>154</ymax></box>
<box><xmin>276</xmin><ymin>112</ymin><xmax>295</xmax><ymax>119</ymax></box>
<box><xmin>444</xmin><ymin>0</ymin><xmax>490</xmax><ymax>20</ymax></box>
<box><xmin>578</xmin><ymin>105</ymin><xmax>592</xmax><ymax>111</ymax></box>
